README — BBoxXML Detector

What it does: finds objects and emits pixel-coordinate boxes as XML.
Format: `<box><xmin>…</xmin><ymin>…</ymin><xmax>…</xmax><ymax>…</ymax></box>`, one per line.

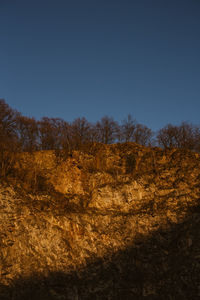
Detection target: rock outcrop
<box><xmin>0</xmin><ymin>143</ymin><xmax>200</xmax><ymax>299</ymax></box>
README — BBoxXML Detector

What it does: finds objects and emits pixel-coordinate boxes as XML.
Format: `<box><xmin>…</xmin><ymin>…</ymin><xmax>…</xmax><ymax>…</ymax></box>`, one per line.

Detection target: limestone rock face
<box><xmin>0</xmin><ymin>143</ymin><xmax>200</xmax><ymax>299</ymax></box>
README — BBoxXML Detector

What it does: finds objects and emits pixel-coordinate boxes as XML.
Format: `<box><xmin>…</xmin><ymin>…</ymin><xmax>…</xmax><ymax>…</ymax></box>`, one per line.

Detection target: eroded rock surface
<box><xmin>0</xmin><ymin>143</ymin><xmax>200</xmax><ymax>299</ymax></box>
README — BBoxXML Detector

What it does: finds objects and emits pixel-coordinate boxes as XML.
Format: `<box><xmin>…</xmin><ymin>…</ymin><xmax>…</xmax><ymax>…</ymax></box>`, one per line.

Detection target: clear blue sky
<box><xmin>0</xmin><ymin>0</ymin><xmax>200</xmax><ymax>130</ymax></box>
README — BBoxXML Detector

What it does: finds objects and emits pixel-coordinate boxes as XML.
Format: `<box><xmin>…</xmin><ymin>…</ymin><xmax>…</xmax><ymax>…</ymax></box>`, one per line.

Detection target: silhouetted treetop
<box><xmin>0</xmin><ymin>99</ymin><xmax>200</xmax><ymax>157</ymax></box>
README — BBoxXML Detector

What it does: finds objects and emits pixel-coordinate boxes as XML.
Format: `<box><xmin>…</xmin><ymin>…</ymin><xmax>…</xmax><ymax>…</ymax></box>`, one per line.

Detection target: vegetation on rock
<box><xmin>1</xmin><ymin>99</ymin><xmax>200</xmax><ymax>299</ymax></box>
<box><xmin>0</xmin><ymin>141</ymin><xmax>200</xmax><ymax>299</ymax></box>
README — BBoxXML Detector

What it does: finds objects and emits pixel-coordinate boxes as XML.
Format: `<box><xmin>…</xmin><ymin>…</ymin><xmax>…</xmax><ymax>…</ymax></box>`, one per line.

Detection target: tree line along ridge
<box><xmin>0</xmin><ymin>98</ymin><xmax>200</xmax><ymax>179</ymax></box>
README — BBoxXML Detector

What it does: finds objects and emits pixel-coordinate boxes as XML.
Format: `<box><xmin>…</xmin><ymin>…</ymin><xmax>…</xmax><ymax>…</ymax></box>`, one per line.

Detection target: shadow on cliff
<box><xmin>1</xmin><ymin>204</ymin><xmax>200</xmax><ymax>300</ymax></box>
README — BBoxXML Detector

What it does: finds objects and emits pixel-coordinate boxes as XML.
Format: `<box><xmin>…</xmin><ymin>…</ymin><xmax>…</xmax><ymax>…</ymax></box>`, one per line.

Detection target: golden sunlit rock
<box><xmin>0</xmin><ymin>143</ymin><xmax>200</xmax><ymax>299</ymax></box>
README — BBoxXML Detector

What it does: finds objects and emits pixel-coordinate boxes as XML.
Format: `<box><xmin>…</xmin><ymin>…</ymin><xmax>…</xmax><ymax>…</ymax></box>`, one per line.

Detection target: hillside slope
<box><xmin>0</xmin><ymin>143</ymin><xmax>200</xmax><ymax>299</ymax></box>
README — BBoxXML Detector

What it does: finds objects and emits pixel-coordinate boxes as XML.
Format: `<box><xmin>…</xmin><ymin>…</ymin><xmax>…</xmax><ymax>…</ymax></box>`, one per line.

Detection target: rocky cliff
<box><xmin>0</xmin><ymin>143</ymin><xmax>200</xmax><ymax>299</ymax></box>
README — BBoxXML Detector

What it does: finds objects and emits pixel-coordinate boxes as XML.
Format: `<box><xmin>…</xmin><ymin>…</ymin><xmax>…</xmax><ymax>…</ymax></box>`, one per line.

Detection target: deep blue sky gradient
<box><xmin>0</xmin><ymin>0</ymin><xmax>200</xmax><ymax>130</ymax></box>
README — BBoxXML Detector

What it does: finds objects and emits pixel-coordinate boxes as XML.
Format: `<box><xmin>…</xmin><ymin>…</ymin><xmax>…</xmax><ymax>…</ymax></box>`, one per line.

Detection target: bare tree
<box><xmin>134</xmin><ymin>123</ymin><xmax>153</xmax><ymax>146</ymax></box>
<box><xmin>0</xmin><ymin>99</ymin><xmax>19</xmax><ymax>177</ymax></box>
<box><xmin>16</xmin><ymin>115</ymin><xmax>39</xmax><ymax>151</ymax></box>
<box><xmin>157</xmin><ymin>124</ymin><xmax>179</xmax><ymax>148</ymax></box>
<box><xmin>176</xmin><ymin>122</ymin><xmax>196</xmax><ymax>150</ymax></box>
<box><xmin>193</xmin><ymin>125</ymin><xmax>200</xmax><ymax>152</ymax></box>
<box><xmin>157</xmin><ymin>122</ymin><xmax>199</xmax><ymax>150</ymax></box>
<box><xmin>0</xmin><ymin>99</ymin><xmax>18</xmax><ymax>139</ymax></box>
<box><xmin>121</xmin><ymin>114</ymin><xmax>137</xmax><ymax>142</ymax></box>
<box><xmin>38</xmin><ymin>117</ymin><xmax>63</xmax><ymax>150</ymax></box>
<box><xmin>71</xmin><ymin>117</ymin><xmax>92</xmax><ymax>148</ymax></box>
<box><xmin>95</xmin><ymin>116</ymin><xmax>119</xmax><ymax>144</ymax></box>
<box><xmin>58</xmin><ymin>119</ymin><xmax>72</xmax><ymax>152</ymax></box>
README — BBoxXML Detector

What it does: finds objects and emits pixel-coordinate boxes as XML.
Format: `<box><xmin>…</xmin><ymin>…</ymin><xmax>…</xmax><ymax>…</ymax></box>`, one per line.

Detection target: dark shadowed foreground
<box><xmin>0</xmin><ymin>204</ymin><xmax>200</xmax><ymax>300</ymax></box>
